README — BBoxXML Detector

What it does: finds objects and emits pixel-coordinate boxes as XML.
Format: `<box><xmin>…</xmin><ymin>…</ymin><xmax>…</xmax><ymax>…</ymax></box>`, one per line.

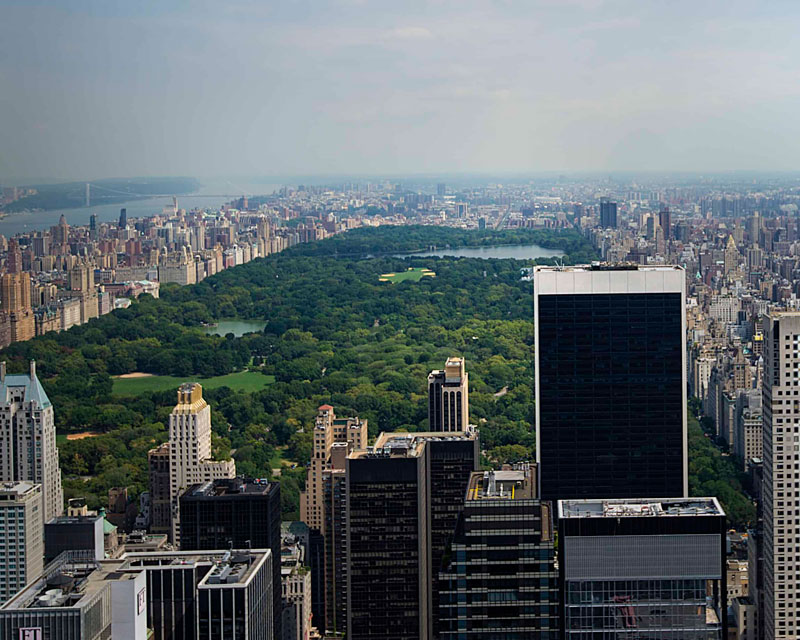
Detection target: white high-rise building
<box><xmin>0</xmin><ymin>481</ymin><xmax>44</xmax><ymax>604</ymax></box>
<box><xmin>763</xmin><ymin>312</ymin><xmax>800</xmax><ymax>639</ymax></box>
<box><xmin>168</xmin><ymin>383</ymin><xmax>235</xmax><ymax>543</ymax></box>
<box><xmin>0</xmin><ymin>360</ymin><xmax>63</xmax><ymax>522</ymax></box>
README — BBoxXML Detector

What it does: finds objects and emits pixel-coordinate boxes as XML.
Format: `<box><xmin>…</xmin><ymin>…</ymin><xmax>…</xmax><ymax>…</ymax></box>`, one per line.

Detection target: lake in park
<box><xmin>203</xmin><ymin>319</ymin><xmax>265</xmax><ymax>337</ymax></box>
<box><xmin>398</xmin><ymin>243</ymin><xmax>565</xmax><ymax>260</ymax></box>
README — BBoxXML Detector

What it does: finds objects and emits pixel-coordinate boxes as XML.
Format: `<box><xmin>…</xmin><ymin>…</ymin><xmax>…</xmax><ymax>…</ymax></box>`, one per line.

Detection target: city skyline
<box><xmin>2</xmin><ymin>2</ymin><xmax>800</xmax><ymax>180</ymax></box>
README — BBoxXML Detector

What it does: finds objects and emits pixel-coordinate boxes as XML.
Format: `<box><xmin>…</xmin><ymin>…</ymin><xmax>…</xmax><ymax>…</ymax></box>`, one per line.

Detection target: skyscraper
<box><xmin>533</xmin><ymin>265</ymin><xmax>687</xmax><ymax>501</ymax></box>
<box><xmin>347</xmin><ymin>437</ymin><xmax>431</xmax><ymax>640</ymax></box>
<box><xmin>345</xmin><ymin>430</ymin><xmax>479</xmax><ymax>640</ymax></box>
<box><xmin>300</xmin><ymin>405</ymin><xmax>367</xmax><ymax>532</ymax></box>
<box><xmin>166</xmin><ymin>383</ymin><xmax>236</xmax><ymax>543</ymax></box>
<box><xmin>558</xmin><ymin>497</ymin><xmax>727</xmax><ymax>638</ymax></box>
<box><xmin>119</xmin><ymin>207</ymin><xmax>127</xmax><ymax>229</ymax></box>
<box><xmin>180</xmin><ymin>477</ymin><xmax>282</xmax><ymax>640</ymax></box>
<box><xmin>0</xmin><ymin>482</ymin><xmax>44</xmax><ymax>604</ymax></box>
<box><xmin>438</xmin><ymin>467</ymin><xmax>559</xmax><ymax>639</ymax></box>
<box><xmin>599</xmin><ymin>197</ymin><xmax>618</xmax><ymax>229</ymax></box>
<box><xmin>427</xmin><ymin>357</ymin><xmax>469</xmax><ymax>432</ymax></box>
<box><xmin>0</xmin><ymin>361</ymin><xmax>63</xmax><ymax>522</ymax></box>
<box><xmin>762</xmin><ymin>311</ymin><xmax>800</xmax><ymax>639</ymax></box>
<box><xmin>659</xmin><ymin>205</ymin><xmax>672</xmax><ymax>241</ymax></box>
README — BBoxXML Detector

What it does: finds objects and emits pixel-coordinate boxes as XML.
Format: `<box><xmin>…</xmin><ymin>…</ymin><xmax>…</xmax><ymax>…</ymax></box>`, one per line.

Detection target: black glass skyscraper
<box><xmin>599</xmin><ymin>198</ymin><xmax>617</xmax><ymax>228</ymax></box>
<box><xmin>533</xmin><ymin>265</ymin><xmax>687</xmax><ymax>502</ymax></box>
<box><xmin>180</xmin><ymin>477</ymin><xmax>282</xmax><ymax>640</ymax></box>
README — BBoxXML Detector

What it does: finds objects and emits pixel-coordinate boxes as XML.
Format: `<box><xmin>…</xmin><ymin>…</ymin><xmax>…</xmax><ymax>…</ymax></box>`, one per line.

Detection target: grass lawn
<box><xmin>379</xmin><ymin>267</ymin><xmax>436</xmax><ymax>283</ymax></box>
<box><xmin>112</xmin><ymin>370</ymin><xmax>276</xmax><ymax>396</ymax></box>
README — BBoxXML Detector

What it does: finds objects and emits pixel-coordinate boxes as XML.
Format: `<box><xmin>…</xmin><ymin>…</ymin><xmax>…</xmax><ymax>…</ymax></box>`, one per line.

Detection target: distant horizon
<box><xmin>6</xmin><ymin>169</ymin><xmax>800</xmax><ymax>189</ymax></box>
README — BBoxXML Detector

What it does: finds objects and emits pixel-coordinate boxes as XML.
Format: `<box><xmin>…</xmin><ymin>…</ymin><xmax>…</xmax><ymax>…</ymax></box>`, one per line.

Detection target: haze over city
<box><xmin>2</xmin><ymin>0</ymin><xmax>800</xmax><ymax>181</ymax></box>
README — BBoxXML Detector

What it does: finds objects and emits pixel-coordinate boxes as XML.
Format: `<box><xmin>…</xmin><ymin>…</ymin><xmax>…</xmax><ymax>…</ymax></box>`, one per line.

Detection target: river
<box><xmin>0</xmin><ymin>179</ymin><xmax>283</xmax><ymax>237</ymax></box>
<box><xmin>397</xmin><ymin>243</ymin><xmax>565</xmax><ymax>260</ymax></box>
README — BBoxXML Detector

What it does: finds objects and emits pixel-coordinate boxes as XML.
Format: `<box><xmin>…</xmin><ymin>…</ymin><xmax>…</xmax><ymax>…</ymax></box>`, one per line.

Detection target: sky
<box><xmin>1</xmin><ymin>0</ymin><xmax>799</xmax><ymax>182</ymax></box>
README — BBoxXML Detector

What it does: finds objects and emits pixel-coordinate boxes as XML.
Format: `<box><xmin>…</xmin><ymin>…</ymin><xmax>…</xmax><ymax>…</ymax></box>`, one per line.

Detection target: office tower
<box><xmin>180</xmin><ymin>477</ymin><xmax>282</xmax><ymax>640</ymax></box>
<box><xmin>323</xmin><ymin>443</ymin><xmax>348</xmax><ymax>636</ymax></box>
<box><xmin>44</xmin><ymin>513</ymin><xmax>104</xmax><ymax>562</ymax></box>
<box><xmin>0</xmin><ymin>361</ymin><xmax>63</xmax><ymax>522</ymax></box>
<box><xmin>762</xmin><ymin>311</ymin><xmax>800</xmax><ymax>639</ymax></box>
<box><xmin>119</xmin><ymin>207</ymin><xmax>127</xmax><ymax>228</ymax></box>
<box><xmin>166</xmin><ymin>383</ymin><xmax>236</xmax><ymax>543</ymax></box>
<box><xmin>439</xmin><ymin>467</ymin><xmax>558</xmax><ymax>639</ymax></box>
<box><xmin>558</xmin><ymin>497</ymin><xmax>727</xmax><ymax>639</ymax></box>
<box><xmin>282</xmin><ymin>535</ymin><xmax>312</xmax><ymax>640</ymax></box>
<box><xmin>347</xmin><ymin>437</ymin><xmax>430</xmax><ymax>640</ymax></box>
<box><xmin>89</xmin><ymin>213</ymin><xmax>97</xmax><ymax>232</ymax></box>
<box><xmin>0</xmin><ymin>482</ymin><xmax>44</xmax><ymax>604</ymax></box>
<box><xmin>427</xmin><ymin>357</ymin><xmax>469</xmax><ymax>432</ymax></box>
<box><xmin>437</xmin><ymin>183</ymin><xmax>446</xmax><ymax>197</ymax></box>
<box><xmin>0</xmin><ymin>548</ymin><xmax>272</xmax><ymax>640</ymax></box>
<box><xmin>533</xmin><ymin>265</ymin><xmax>687</xmax><ymax>501</ymax></box>
<box><xmin>659</xmin><ymin>205</ymin><xmax>672</xmax><ymax>241</ymax></box>
<box><xmin>599</xmin><ymin>197</ymin><xmax>618</xmax><ymax>229</ymax></box>
<box><xmin>426</xmin><ymin>434</ymin><xmax>480</xmax><ymax>636</ymax></box>
<box><xmin>346</xmin><ymin>431</ymin><xmax>479</xmax><ymax>640</ymax></box>
<box><xmin>300</xmin><ymin>405</ymin><xmax>367</xmax><ymax>532</ymax></box>
<box><xmin>147</xmin><ymin>442</ymin><xmax>171</xmax><ymax>533</ymax></box>
<box><xmin>454</xmin><ymin>202</ymin><xmax>468</xmax><ymax>218</ymax></box>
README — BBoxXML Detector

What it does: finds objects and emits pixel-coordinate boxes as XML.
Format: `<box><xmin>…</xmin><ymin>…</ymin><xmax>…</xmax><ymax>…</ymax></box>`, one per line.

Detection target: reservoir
<box><xmin>398</xmin><ymin>243</ymin><xmax>565</xmax><ymax>260</ymax></box>
<box><xmin>203</xmin><ymin>319</ymin><xmax>265</xmax><ymax>337</ymax></box>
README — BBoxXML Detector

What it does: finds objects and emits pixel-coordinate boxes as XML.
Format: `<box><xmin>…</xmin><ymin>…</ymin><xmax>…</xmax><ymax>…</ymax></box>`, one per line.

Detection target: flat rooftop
<box><xmin>2</xmin><ymin>549</ymin><xmax>270</xmax><ymax>610</ymax></box>
<box><xmin>467</xmin><ymin>468</ymin><xmax>535</xmax><ymax>501</ymax></box>
<box><xmin>0</xmin><ymin>481</ymin><xmax>39</xmax><ymax>498</ymax></box>
<box><xmin>186</xmin><ymin>477</ymin><xmax>274</xmax><ymax>497</ymax></box>
<box><xmin>350</xmin><ymin>431</ymin><xmax>477</xmax><ymax>460</ymax></box>
<box><xmin>535</xmin><ymin>264</ymin><xmax>683</xmax><ymax>273</ymax></box>
<box><xmin>558</xmin><ymin>497</ymin><xmax>725</xmax><ymax>519</ymax></box>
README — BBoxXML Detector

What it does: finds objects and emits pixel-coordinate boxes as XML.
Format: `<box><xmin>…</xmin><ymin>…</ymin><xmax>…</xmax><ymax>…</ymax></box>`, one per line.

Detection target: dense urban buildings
<box><xmin>427</xmin><ymin>356</ymin><xmax>470</xmax><ymax>432</ymax></box>
<box><xmin>0</xmin><ymin>548</ymin><xmax>273</xmax><ymax>640</ymax></box>
<box><xmin>0</xmin><ymin>360</ymin><xmax>63</xmax><ymax>522</ymax></box>
<box><xmin>438</xmin><ymin>466</ymin><xmax>558</xmax><ymax>638</ymax></box>
<box><xmin>558</xmin><ymin>497</ymin><xmax>727</xmax><ymax>639</ymax></box>
<box><xmin>534</xmin><ymin>265</ymin><xmax>687</xmax><ymax>502</ymax></box>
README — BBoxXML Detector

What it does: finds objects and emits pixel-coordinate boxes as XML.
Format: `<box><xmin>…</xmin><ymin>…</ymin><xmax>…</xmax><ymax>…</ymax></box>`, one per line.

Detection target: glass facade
<box><xmin>439</xmin><ymin>498</ymin><xmax>559</xmax><ymax>639</ymax></box>
<box><xmin>565</xmin><ymin>579</ymin><xmax>721</xmax><ymax>639</ymax></box>
<box><xmin>537</xmin><ymin>292</ymin><xmax>684</xmax><ymax>501</ymax></box>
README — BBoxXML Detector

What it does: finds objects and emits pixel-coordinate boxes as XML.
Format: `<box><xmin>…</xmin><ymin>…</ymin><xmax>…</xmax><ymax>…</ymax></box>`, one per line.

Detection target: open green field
<box><xmin>379</xmin><ymin>267</ymin><xmax>436</xmax><ymax>283</ymax></box>
<box><xmin>112</xmin><ymin>370</ymin><xmax>276</xmax><ymax>396</ymax></box>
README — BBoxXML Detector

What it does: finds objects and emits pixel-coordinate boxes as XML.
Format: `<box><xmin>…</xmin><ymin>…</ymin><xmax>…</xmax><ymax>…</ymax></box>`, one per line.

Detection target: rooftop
<box><xmin>467</xmin><ymin>466</ymin><xmax>535</xmax><ymax>501</ymax></box>
<box><xmin>535</xmin><ymin>264</ymin><xmax>683</xmax><ymax>273</ymax></box>
<box><xmin>0</xmin><ymin>361</ymin><xmax>51</xmax><ymax>408</ymax></box>
<box><xmin>0</xmin><ymin>481</ymin><xmax>40</xmax><ymax>499</ymax></box>
<box><xmin>350</xmin><ymin>430</ymin><xmax>476</xmax><ymax>460</ymax></box>
<box><xmin>1</xmin><ymin>549</ymin><xmax>271</xmax><ymax>610</ymax></box>
<box><xmin>185</xmin><ymin>477</ymin><xmax>275</xmax><ymax>498</ymax></box>
<box><xmin>558</xmin><ymin>497</ymin><xmax>725</xmax><ymax>519</ymax></box>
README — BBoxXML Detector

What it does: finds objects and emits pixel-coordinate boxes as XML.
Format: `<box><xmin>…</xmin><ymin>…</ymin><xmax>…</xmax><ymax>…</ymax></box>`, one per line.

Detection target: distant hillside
<box><xmin>1</xmin><ymin>177</ymin><xmax>200</xmax><ymax>212</ymax></box>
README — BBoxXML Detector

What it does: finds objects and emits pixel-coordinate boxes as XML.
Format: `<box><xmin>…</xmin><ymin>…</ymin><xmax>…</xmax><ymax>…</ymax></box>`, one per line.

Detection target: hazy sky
<box><xmin>1</xmin><ymin>0</ymin><xmax>799</xmax><ymax>181</ymax></box>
